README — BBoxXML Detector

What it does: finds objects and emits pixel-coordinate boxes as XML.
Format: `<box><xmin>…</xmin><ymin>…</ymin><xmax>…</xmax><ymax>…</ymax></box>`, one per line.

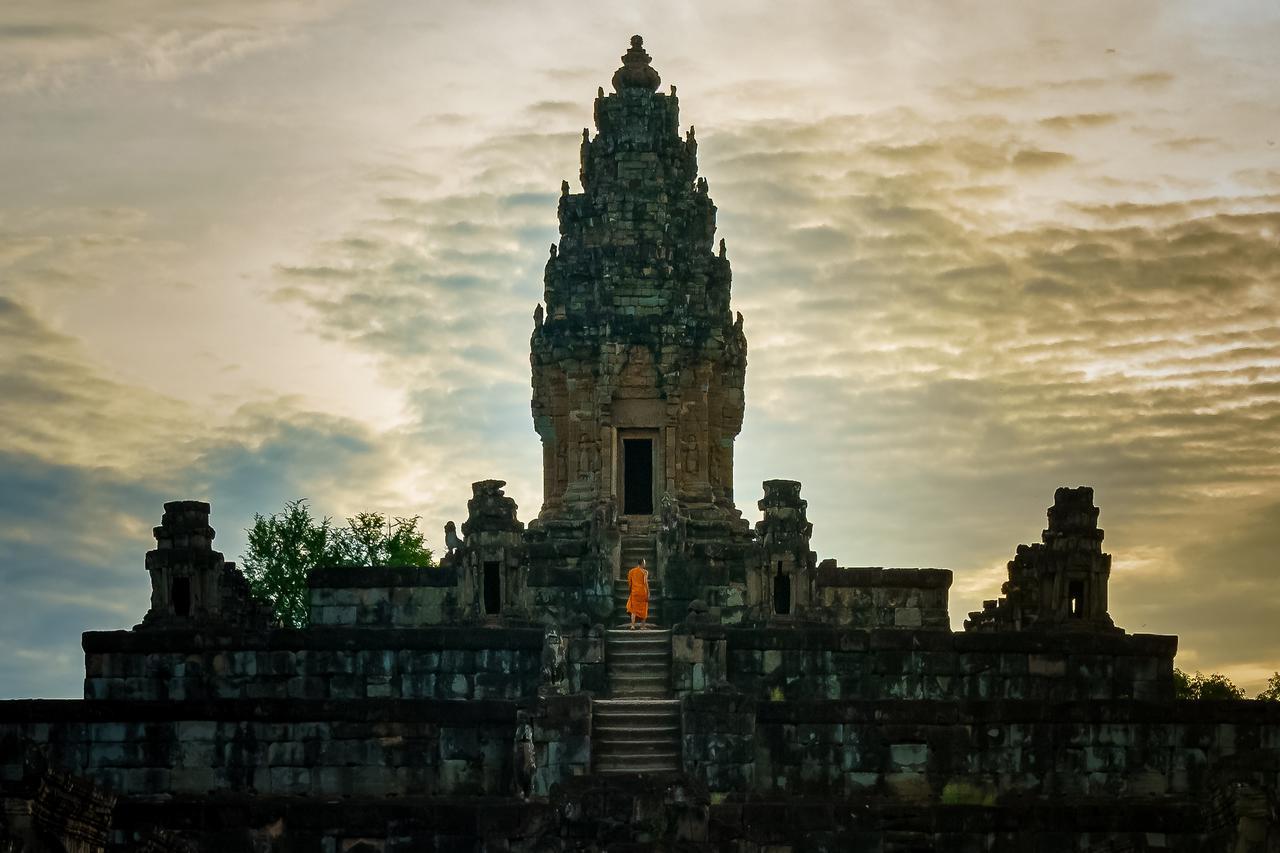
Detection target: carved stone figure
<box><xmin>660</xmin><ymin>491</ymin><xmax>681</xmax><ymax>549</ymax></box>
<box><xmin>682</xmin><ymin>432</ymin><xmax>699</xmax><ymax>476</ymax></box>
<box><xmin>512</xmin><ymin>717</ymin><xmax>536</xmax><ymax>801</ymax></box>
<box><xmin>444</xmin><ymin>520</ymin><xmax>463</xmax><ymax>557</ymax></box>
<box><xmin>577</xmin><ymin>433</ymin><xmax>599</xmax><ymax>479</ymax></box>
<box><xmin>539</xmin><ymin>624</ymin><xmax>568</xmax><ymax>695</ymax></box>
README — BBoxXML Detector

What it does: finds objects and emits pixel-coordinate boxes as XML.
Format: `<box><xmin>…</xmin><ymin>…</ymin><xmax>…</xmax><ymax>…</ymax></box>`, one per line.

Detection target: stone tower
<box><xmin>964</xmin><ymin>486</ymin><xmax>1119</xmax><ymax>633</ymax></box>
<box><xmin>529</xmin><ymin>36</ymin><xmax>752</xmax><ymax>616</ymax></box>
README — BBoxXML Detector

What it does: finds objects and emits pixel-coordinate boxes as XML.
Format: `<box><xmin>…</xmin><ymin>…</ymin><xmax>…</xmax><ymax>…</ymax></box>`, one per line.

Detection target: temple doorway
<box><xmin>621</xmin><ymin>436</ymin><xmax>655</xmax><ymax>515</ymax></box>
<box><xmin>773</xmin><ymin>563</ymin><xmax>792</xmax><ymax>616</ymax></box>
<box><xmin>483</xmin><ymin>561</ymin><xmax>501</xmax><ymax>615</ymax></box>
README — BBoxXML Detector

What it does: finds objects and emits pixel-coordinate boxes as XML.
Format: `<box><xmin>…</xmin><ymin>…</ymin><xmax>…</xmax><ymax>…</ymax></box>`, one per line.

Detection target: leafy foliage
<box><xmin>240</xmin><ymin>498</ymin><xmax>434</xmax><ymax>628</ymax></box>
<box><xmin>1257</xmin><ymin>672</ymin><xmax>1280</xmax><ymax>702</ymax></box>
<box><xmin>1173</xmin><ymin>667</ymin><xmax>1246</xmax><ymax>700</ymax></box>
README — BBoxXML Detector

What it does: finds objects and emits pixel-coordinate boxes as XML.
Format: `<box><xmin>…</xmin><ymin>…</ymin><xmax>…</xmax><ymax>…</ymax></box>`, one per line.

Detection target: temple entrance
<box><xmin>1068</xmin><ymin>580</ymin><xmax>1084</xmax><ymax>618</ymax></box>
<box><xmin>483</xmin><ymin>561</ymin><xmax>502</xmax><ymax>615</ymax></box>
<box><xmin>773</xmin><ymin>562</ymin><xmax>791</xmax><ymax>616</ymax></box>
<box><xmin>171</xmin><ymin>577</ymin><xmax>191</xmax><ymax>617</ymax></box>
<box><xmin>621</xmin><ymin>436</ymin><xmax>655</xmax><ymax>515</ymax></box>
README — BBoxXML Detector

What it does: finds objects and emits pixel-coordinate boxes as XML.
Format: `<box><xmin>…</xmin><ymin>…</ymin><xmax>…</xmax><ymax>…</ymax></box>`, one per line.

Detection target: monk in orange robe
<box><xmin>626</xmin><ymin>558</ymin><xmax>650</xmax><ymax>629</ymax></box>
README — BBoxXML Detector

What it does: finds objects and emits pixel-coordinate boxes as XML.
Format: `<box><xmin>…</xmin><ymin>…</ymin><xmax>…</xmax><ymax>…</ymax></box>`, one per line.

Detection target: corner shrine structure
<box><xmin>4</xmin><ymin>37</ymin><xmax>1279</xmax><ymax>853</ymax></box>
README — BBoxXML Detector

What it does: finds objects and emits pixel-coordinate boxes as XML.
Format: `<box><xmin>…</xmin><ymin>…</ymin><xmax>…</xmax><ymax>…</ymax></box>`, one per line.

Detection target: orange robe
<box><xmin>626</xmin><ymin>566</ymin><xmax>650</xmax><ymax>621</ymax></box>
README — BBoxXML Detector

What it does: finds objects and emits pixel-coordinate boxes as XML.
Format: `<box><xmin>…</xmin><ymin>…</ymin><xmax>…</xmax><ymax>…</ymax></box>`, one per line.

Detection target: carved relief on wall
<box><xmin>682</xmin><ymin>432</ymin><xmax>699</xmax><ymax>476</ymax></box>
<box><xmin>577</xmin><ymin>432</ymin><xmax>600</xmax><ymax>480</ymax></box>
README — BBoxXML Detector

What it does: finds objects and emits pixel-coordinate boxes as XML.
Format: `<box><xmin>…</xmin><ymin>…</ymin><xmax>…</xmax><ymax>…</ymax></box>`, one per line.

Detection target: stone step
<box><xmin>608</xmin><ymin>660</ymin><xmax>669</xmax><ymax>673</ymax></box>
<box><xmin>592</xmin><ymin>695</ymin><xmax>681</xmax><ymax>774</ymax></box>
<box><xmin>593</xmin><ymin>699</ymin><xmax>680</xmax><ymax>713</ymax></box>
<box><xmin>594</xmin><ymin>746</ymin><xmax>680</xmax><ymax>759</ymax></box>
<box><xmin>596</xmin><ymin>722</ymin><xmax>686</xmax><ymax>732</ymax></box>
<box><xmin>606</xmin><ymin>644</ymin><xmax>668</xmax><ymax>656</ymax></box>
<box><xmin>607</xmin><ymin>656</ymin><xmax>669</xmax><ymax>668</ymax></box>
<box><xmin>609</xmin><ymin>671</ymin><xmax>669</xmax><ymax>684</ymax></box>
<box><xmin>613</xmin><ymin>579</ymin><xmax>662</xmax><ymax>592</ymax></box>
<box><xmin>594</xmin><ymin>711</ymin><xmax>679</xmax><ymax>725</ymax></box>
<box><xmin>594</xmin><ymin>735</ymin><xmax>678</xmax><ymax>748</ymax></box>
<box><xmin>607</xmin><ymin>639</ymin><xmax>669</xmax><ymax>651</ymax></box>
<box><xmin>594</xmin><ymin>754</ymin><xmax>680</xmax><ymax>768</ymax></box>
<box><xmin>608</xmin><ymin>685</ymin><xmax>670</xmax><ymax>699</ymax></box>
<box><xmin>607</xmin><ymin>627</ymin><xmax>670</xmax><ymax>637</ymax></box>
<box><xmin>606</xmin><ymin>625</ymin><xmax>675</xmax><ymax>637</ymax></box>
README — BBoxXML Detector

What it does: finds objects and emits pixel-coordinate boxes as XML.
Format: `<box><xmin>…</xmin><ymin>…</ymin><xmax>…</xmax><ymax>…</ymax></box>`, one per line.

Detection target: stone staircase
<box><xmin>620</xmin><ymin>532</ymin><xmax>657</xmax><ymax>574</ymax></box>
<box><xmin>612</xmin><ymin>577</ymin><xmax>663</xmax><ymax>625</ymax></box>
<box><xmin>605</xmin><ymin>627</ymin><xmax>671</xmax><ymax>698</ymax></box>
<box><xmin>614</xmin><ymin>530</ymin><xmax>660</xmax><ymax>625</ymax></box>
<box><xmin>592</xmin><ymin>698</ymin><xmax>682</xmax><ymax>774</ymax></box>
<box><xmin>592</xmin><ymin>627</ymin><xmax>680</xmax><ymax>774</ymax></box>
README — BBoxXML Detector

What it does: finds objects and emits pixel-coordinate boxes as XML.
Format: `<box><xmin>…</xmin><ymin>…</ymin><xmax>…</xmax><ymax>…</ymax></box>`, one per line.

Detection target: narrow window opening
<box><xmin>171</xmin><ymin>577</ymin><xmax>191</xmax><ymax>617</ymax></box>
<box><xmin>623</xmin><ymin>438</ymin><xmax>654</xmax><ymax>515</ymax></box>
<box><xmin>773</xmin><ymin>562</ymin><xmax>791</xmax><ymax>616</ymax></box>
<box><xmin>483</xmin><ymin>561</ymin><xmax>502</xmax><ymax>615</ymax></box>
<box><xmin>1068</xmin><ymin>580</ymin><xmax>1085</xmax><ymax>618</ymax></box>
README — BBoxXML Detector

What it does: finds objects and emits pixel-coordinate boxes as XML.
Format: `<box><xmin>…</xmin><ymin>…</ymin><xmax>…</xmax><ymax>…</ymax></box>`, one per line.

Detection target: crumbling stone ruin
<box><xmin>966</xmin><ymin>486</ymin><xmax>1119</xmax><ymax>634</ymax></box>
<box><xmin>3</xmin><ymin>36</ymin><xmax>1279</xmax><ymax>853</ymax></box>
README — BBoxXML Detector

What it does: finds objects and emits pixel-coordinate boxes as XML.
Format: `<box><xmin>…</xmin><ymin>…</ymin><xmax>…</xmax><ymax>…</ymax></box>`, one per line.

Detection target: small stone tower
<box><xmin>965</xmin><ymin>486</ymin><xmax>1119</xmax><ymax>633</ymax></box>
<box><xmin>139</xmin><ymin>500</ymin><xmax>271</xmax><ymax>628</ymax></box>
<box><xmin>751</xmin><ymin>480</ymin><xmax>817</xmax><ymax>620</ymax></box>
<box><xmin>456</xmin><ymin>480</ymin><xmax>526</xmax><ymax>619</ymax></box>
<box><xmin>528</xmin><ymin>36</ymin><xmax>752</xmax><ymax>617</ymax></box>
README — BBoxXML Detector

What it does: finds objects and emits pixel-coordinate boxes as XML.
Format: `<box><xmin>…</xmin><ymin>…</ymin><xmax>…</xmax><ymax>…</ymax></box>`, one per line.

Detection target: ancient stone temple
<box><xmin>3</xmin><ymin>36</ymin><xmax>1279</xmax><ymax>853</ymax></box>
<box><xmin>525</xmin><ymin>34</ymin><xmax>754</xmax><ymax>629</ymax></box>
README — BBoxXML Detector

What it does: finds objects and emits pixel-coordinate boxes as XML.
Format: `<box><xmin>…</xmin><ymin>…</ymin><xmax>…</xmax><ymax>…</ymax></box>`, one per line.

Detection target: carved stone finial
<box><xmin>719</xmin><ymin>238</ymin><xmax>727</xmax><ymax>258</ymax></box>
<box><xmin>561</xmin><ymin>179</ymin><xmax>570</xmax><ymax>196</ymax></box>
<box><xmin>549</xmin><ymin>243</ymin><xmax>558</xmax><ymax>259</ymax></box>
<box><xmin>611</xmin><ymin>34</ymin><xmax>661</xmax><ymax>93</ymax></box>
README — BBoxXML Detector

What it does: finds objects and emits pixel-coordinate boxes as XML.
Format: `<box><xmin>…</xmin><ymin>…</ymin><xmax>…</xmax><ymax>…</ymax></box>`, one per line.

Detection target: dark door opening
<box><xmin>623</xmin><ymin>438</ymin><xmax>654</xmax><ymax>515</ymax></box>
<box><xmin>1068</xmin><ymin>580</ymin><xmax>1084</xmax><ymax>618</ymax></box>
<box><xmin>483</xmin><ymin>561</ymin><xmax>502</xmax><ymax>615</ymax></box>
<box><xmin>773</xmin><ymin>562</ymin><xmax>791</xmax><ymax>616</ymax></box>
<box><xmin>171</xmin><ymin>577</ymin><xmax>191</xmax><ymax>617</ymax></box>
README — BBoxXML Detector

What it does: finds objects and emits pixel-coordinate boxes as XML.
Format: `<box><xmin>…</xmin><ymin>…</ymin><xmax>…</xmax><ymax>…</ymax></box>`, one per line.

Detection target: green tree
<box><xmin>1256</xmin><ymin>672</ymin><xmax>1280</xmax><ymax>702</ymax></box>
<box><xmin>337</xmin><ymin>511</ymin><xmax>434</xmax><ymax>567</ymax></box>
<box><xmin>1173</xmin><ymin>667</ymin><xmax>1246</xmax><ymax>700</ymax></box>
<box><xmin>241</xmin><ymin>499</ymin><xmax>434</xmax><ymax>628</ymax></box>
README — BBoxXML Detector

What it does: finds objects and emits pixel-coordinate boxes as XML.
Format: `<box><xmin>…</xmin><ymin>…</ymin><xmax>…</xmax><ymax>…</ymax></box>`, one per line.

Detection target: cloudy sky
<box><xmin>2</xmin><ymin>0</ymin><xmax>1278</xmax><ymax>698</ymax></box>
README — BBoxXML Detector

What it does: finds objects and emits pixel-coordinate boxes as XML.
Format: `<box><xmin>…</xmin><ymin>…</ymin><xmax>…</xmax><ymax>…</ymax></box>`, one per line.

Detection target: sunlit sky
<box><xmin>2</xmin><ymin>1</ymin><xmax>1278</xmax><ymax>698</ymax></box>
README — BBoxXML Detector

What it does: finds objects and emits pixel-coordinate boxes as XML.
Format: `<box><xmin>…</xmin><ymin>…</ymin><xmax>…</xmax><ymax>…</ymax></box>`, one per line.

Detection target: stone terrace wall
<box><xmin>0</xmin><ymin>696</ymin><xmax>591</xmax><ymax>801</ymax></box>
<box><xmin>308</xmin><ymin>566</ymin><xmax>458</xmax><ymax>627</ymax></box>
<box><xmin>747</xmin><ymin>699</ymin><xmax>1280</xmax><ymax>804</ymax></box>
<box><xmin>679</xmin><ymin>626</ymin><xmax>1176</xmax><ymax>701</ymax></box>
<box><xmin>814</xmin><ymin>565</ymin><xmax>952</xmax><ymax>629</ymax></box>
<box><xmin>705</xmin><ymin>800</ymin><xmax>1247</xmax><ymax>852</ymax></box>
<box><xmin>23</xmin><ymin>791</ymin><xmax>1266</xmax><ymax>852</ymax></box>
<box><xmin>83</xmin><ymin>627</ymin><xmax>543</xmax><ymax>702</ymax></box>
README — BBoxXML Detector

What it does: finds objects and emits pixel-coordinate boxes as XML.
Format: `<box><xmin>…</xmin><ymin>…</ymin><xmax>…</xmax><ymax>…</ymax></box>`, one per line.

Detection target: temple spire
<box><xmin>611</xmin><ymin>34</ymin><xmax>661</xmax><ymax>92</ymax></box>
